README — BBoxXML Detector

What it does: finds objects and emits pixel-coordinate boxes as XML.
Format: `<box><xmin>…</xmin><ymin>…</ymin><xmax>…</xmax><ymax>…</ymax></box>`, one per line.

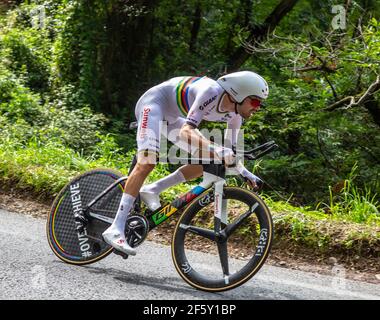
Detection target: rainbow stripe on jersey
<box><xmin>176</xmin><ymin>76</ymin><xmax>203</xmax><ymax>116</ymax></box>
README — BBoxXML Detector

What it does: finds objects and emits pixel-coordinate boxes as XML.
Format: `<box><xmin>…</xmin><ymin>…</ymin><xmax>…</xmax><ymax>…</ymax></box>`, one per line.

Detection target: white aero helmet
<box><xmin>217</xmin><ymin>71</ymin><xmax>269</xmax><ymax>103</ymax></box>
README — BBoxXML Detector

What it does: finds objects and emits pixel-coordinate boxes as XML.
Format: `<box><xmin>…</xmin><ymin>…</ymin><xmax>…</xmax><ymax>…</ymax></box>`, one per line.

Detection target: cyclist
<box><xmin>102</xmin><ymin>71</ymin><xmax>269</xmax><ymax>256</ymax></box>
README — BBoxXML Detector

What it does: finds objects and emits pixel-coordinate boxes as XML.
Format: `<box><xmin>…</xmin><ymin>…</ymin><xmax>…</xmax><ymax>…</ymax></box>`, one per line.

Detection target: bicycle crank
<box><xmin>125</xmin><ymin>214</ymin><xmax>149</xmax><ymax>248</ymax></box>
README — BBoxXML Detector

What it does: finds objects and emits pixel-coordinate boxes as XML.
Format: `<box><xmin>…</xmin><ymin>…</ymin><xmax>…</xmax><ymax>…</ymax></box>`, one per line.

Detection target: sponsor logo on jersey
<box><xmin>199</xmin><ymin>95</ymin><xmax>217</xmax><ymax>110</ymax></box>
<box><xmin>140</xmin><ymin>107</ymin><xmax>151</xmax><ymax>139</ymax></box>
<box><xmin>186</xmin><ymin>118</ymin><xmax>198</xmax><ymax>126</ymax></box>
<box><xmin>219</xmin><ymin>113</ymin><xmax>233</xmax><ymax>122</ymax></box>
<box><xmin>141</xmin><ymin>107</ymin><xmax>151</xmax><ymax>129</ymax></box>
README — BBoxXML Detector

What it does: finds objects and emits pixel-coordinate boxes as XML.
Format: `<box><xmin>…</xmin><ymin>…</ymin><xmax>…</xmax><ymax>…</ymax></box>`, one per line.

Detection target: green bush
<box><xmin>0</xmin><ymin>74</ymin><xmax>41</xmax><ymax>124</ymax></box>
<box><xmin>0</xmin><ymin>26</ymin><xmax>51</xmax><ymax>92</ymax></box>
<box><xmin>317</xmin><ymin>164</ymin><xmax>380</xmax><ymax>225</ymax></box>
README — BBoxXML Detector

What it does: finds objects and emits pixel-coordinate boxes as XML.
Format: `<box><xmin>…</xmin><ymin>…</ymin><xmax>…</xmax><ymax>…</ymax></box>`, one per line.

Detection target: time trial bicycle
<box><xmin>47</xmin><ymin>140</ymin><xmax>277</xmax><ymax>292</ymax></box>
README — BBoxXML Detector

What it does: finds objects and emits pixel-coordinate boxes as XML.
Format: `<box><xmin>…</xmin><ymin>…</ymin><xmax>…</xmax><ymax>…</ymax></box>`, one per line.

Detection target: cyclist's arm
<box><xmin>179</xmin><ymin>86</ymin><xmax>235</xmax><ymax>163</ymax></box>
<box><xmin>179</xmin><ymin>123</ymin><xmax>217</xmax><ymax>158</ymax></box>
<box><xmin>225</xmin><ymin>114</ymin><xmax>242</xmax><ymax>149</ymax></box>
<box><xmin>179</xmin><ymin>86</ymin><xmax>218</xmax><ymax>157</ymax></box>
<box><xmin>180</xmin><ymin>85</ymin><xmax>226</xmax><ymax>158</ymax></box>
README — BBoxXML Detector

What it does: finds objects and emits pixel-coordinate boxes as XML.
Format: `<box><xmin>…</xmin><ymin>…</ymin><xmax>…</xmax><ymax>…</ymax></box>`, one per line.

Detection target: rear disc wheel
<box><xmin>47</xmin><ymin>169</ymin><xmax>124</xmax><ymax>265</ymax></box>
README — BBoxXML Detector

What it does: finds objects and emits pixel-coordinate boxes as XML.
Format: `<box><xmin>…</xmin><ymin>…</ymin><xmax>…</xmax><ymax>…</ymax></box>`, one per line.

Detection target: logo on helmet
<box><xmin>230</xmin><ymin>88</ymin><xmax>238</xmax><ymax>96</ymax></box>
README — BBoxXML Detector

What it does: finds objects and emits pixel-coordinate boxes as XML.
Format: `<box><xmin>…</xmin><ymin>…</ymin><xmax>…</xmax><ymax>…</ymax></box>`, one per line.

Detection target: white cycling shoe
<box><xmin>139</xmin><ymin>188</ymin><xmax>161</xmax><ymax>211</ymax></box>
<box><xmin>102</xmin><ymin>227</ymin><xmax>136</xmax><ymax>256</ymax></box>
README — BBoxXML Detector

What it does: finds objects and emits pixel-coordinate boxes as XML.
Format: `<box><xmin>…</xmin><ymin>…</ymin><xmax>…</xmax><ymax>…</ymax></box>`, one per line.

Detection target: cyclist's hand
<box><xmin>236</xmin><ymin>162</ymin><xmax>263</xmax><ymax>191</ymax></box>
<box><xmin>213</xmin><ymin>146</ymin><xmax>236</xmax><ymax>166</ymax></box>
<box><xmin>243</xmin><ymin>172</ymin><xmax>263</xmax><ymax>191</ymax></box>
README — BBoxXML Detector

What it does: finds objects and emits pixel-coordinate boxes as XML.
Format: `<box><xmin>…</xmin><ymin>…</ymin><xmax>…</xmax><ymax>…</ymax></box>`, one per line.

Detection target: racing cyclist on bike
<box><xmin>102</xmin><ymin>71</ymin><xmax>269</xmax><ymax>256</ymax></box>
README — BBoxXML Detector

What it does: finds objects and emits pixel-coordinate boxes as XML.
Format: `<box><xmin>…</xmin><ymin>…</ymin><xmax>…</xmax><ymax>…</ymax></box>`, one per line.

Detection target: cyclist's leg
<box><xmin>161</xmin><ymin>116</ymin><xmax>205</xmax><ymax>180</ymax></box>
<box><xmin>103</xmin><ymin>101</ymin><xmax>163</xmax><ymax>255</ymax></box>
<box><xmin>140</xmin><ymin>118</ymin><xmax>204</xmax><ymax>209</ymax></box>
<box><xmin>140</xmin><ymin>163</ymin><xmax>203</xmax><ymax>210</ymax></box>
<box><xmin>178</xmin><ymin>164</ymin><xmax>203</xmax><ymax>181</ymax></box>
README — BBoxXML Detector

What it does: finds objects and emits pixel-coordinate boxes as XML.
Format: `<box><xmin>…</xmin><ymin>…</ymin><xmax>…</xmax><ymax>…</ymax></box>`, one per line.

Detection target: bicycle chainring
<box><xmin>125</xmin><ymin>215</ymin><xmax>149</xmax><ymax>248</ymax></box>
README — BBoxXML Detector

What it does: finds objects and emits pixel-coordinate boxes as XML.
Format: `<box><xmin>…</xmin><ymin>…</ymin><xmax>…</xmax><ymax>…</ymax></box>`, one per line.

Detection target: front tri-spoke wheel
<box><xmin>171</xmin><ymin>187</ymin><xmax>273</xmax><ymax>292</ymax></box>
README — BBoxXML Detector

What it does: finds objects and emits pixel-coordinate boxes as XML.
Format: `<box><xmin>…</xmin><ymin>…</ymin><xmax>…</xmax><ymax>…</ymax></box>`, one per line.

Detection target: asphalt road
<box><xmin>0</xmin><ymin>209</ymin><xmax>379</xmax><ymax>300</ymax></box>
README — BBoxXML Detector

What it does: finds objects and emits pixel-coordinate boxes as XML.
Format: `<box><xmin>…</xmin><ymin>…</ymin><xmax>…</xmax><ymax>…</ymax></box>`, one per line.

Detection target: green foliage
<box><xmin>50</xmin><ymin>0</ymin><xmax>106</xmax><ymax>111</ymax></box>
<box><xmin>0</xmin><ymin>68</ymin><xmax>108</xmax><ymax>154</ymax></box>
<box><xmin>0</xmin><ymin>70</ymin><xmax>42</xmax><ymax>124</ymax></box>
<box><xmin>266</xmin><ymin>194</ymin><xmax>379</xmax><ymax>256</ymax></box>
<box><xmin>0</xmin><ymin>6</ymin><xmax>52</xmax><ymax>92</ymax></box>
<box><xmin>241</xmin><ymin>16</ymin><xmax>380</xmax><ymax>206</ymax></box>
<box><xmin>317</xmin><ymin>163</ymin><xmax>380</xmax><ymax>225</ymax></box>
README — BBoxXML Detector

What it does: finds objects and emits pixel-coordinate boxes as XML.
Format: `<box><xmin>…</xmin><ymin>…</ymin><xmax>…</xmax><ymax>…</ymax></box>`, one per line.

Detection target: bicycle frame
<box><xmin>81</xmin><ymin>139</ymin><xmax>279</xmax><ymax>232</ymax></box>
<box><xmin>82</xmin><ymin>162</ymin><xmax>230</xmax><ymax>232</ymax></box>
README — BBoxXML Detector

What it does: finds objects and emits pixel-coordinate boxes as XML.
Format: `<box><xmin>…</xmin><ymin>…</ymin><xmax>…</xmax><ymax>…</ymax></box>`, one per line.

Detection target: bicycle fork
<box><xmin>198</xmin><ymin>172</ymin><xmax>231</xmax><ymax>283</ymax></box>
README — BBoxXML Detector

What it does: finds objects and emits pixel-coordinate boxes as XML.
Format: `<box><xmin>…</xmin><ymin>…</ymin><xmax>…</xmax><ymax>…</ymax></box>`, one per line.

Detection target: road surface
<box><xmin>0</xmin><ymin>209</ymin><xmax>379</xmax><ymax>300</ymax></box>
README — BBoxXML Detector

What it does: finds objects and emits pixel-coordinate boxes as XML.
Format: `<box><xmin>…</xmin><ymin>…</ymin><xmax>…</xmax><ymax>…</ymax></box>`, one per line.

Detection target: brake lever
<box><xmin>254</xmin><ymin>144</ymin><xmax>278</xmax><ymax>159</ymax></box>
<box><xmin>244</xmin><ymin>154</ymin><xmax>256</xmax><ymax>160</ymax></box>
<box><xmin>243</xmin><ymin>140</ymin><xmax>276</xmax><ymax>154</ymax></box>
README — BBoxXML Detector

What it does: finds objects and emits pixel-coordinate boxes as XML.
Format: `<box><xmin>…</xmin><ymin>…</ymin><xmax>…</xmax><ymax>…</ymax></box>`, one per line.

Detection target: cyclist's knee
<box><xmin>133</xmin><ymin>162</ymin><xmax>155</xmax><ymax>175</ymax></box>
<box><xmin>137</xmin><ymin>150</ymin><xmax>158</xmax><ymax>166</ymax></box>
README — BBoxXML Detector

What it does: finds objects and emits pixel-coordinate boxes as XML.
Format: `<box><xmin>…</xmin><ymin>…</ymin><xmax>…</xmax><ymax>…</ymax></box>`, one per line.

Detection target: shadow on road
<box><xmin>82</xmin><ymin>264</ymin><xmax>220</xmax><ymax>298</ymax></box>
<box><xmin>79</xmin><ymin>264</ymin><xmax>298</xmax><ymax>300</ymax></box>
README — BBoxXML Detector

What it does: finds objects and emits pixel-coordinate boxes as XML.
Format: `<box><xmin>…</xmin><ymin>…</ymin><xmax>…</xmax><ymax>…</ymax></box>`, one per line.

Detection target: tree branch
<box><xmin>356</xmin><ymin>76</ymin><xmax>380</xmax><ymax>105</ymax></box>
<box><xmin>227</xmin><ymin>0</ymin><xmax>300</xmax><ymax>71</ymax></box>
<box><xmin>316</xmin><ymin>128</ymin><xmax>339</xmax><ymax>175</ymax></box>
<box><xmin>293</xmin><ymin>64</ymin><xmax>337</xmax><ymax>73</ymax></box>
<box><xmin>324</xmin><ymin>76</ymin><xmax>380</xmax><ymax>111</ymax></box>
<box><xmin>323</xmin><ymin>73</ymin><xmax>338</xmax><ymax>100</ymax></box>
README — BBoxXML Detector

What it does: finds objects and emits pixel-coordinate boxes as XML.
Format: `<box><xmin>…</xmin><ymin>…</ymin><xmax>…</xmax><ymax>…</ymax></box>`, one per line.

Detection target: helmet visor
<box><xmin>249</xmin><ymin>96</ymin><xmax>262</xmax><ymax>109</ymax></box>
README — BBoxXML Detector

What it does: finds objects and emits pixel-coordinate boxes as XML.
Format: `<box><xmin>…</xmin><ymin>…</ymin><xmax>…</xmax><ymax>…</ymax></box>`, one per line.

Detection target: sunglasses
<box><xmin>249</xmin><ymin>96</ymin><xmax>262</xmax><ymax>109</ymax></box>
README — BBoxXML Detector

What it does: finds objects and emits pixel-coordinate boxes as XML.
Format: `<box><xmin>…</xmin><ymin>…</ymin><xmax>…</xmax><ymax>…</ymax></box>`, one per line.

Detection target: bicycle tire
<box><xmin>47</xmin><ymin>168</ymin><xmax>124</xmax><ymax>265</ymax></box>
<box><xmin>171</xmin><ymin>186</ymin><xmax>273</xmax><ymax>292</ymax></box>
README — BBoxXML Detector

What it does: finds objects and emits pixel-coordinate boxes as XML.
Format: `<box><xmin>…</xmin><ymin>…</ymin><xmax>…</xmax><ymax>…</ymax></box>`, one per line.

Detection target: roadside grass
<box><xmin>315</xmin><ymin>163</ymin><xmax>380</xmax><ymax>226</ymax></box>
<box><xmin>0</xmin><ymin>133</ymin><xmax>190</xmax><ymax>198</ymax></box>
<box><xmin>264</xmin><ymin>196</ymin><xmax>380</xmax><ymax>258</ymax></box>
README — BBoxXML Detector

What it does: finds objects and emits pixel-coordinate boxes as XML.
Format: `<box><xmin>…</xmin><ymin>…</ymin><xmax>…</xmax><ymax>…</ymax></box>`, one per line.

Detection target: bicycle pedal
<box><xmin>113</xmin><ymin>249</ymin><xmax>129</xmax><ymax>260</ymax></box>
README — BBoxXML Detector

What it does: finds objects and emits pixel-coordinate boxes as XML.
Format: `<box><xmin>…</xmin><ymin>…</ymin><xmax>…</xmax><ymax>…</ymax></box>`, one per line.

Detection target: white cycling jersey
<box><xmin>135</xmin><ymin>76</ymin><xmax>242</xmax><ymax>155</ymax></box>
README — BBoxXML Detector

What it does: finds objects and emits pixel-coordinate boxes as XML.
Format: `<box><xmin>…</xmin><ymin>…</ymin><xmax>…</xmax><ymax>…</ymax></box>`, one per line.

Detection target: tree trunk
<box><xmin>242</xmin><ymin>0</ymin><xmax>254</xmax><ymax>27</ymax></box>
<box><xmin>363</xmin><ymin>99</ymin><xmax>380</xmax><ymax>128</ymax></box>
<box><xmin>286</xmin><ymin>129</ymin><xmax>301</xmax><ymax>155</ymax></box>
<box><xmin>100</xmin><ymin>0</ymin><xmax>159</xmax><ymax>118</ymax></box>
<box><xmin>189</xmin><ymin>3</ymin><xmax>202</xmax><ymax>53</ymax></box>
<box><xmin>227</xmin><ymin>0</ymin><xmax>299</xmax><ymax>71</ymax></box>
